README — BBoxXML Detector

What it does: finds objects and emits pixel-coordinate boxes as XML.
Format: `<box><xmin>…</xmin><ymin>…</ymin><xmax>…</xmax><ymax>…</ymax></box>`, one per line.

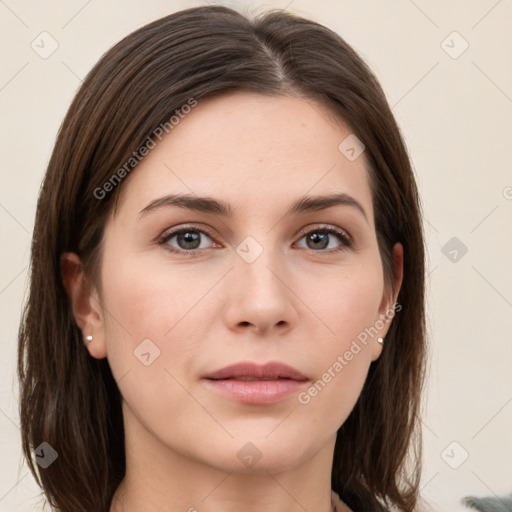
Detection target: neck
<box><xmin>110</xmin><ymin>403</ymin><xmax>340</xmax><ymax>512</ymax></box>
<box><xmin>112</xmin><ymin>485</ymin><xmax>340</xmax><ymax>512</ymax></box>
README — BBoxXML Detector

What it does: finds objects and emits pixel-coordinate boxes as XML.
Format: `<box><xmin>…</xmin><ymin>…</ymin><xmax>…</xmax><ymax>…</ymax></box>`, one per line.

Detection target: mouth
<box><xmin>202</xmin><ymin>361</ymin><xmax>308</xmax><ymax>404</ymax></box>
<box><xmin>210</xmin><ymin>376</ymin><xmax>299</xmax><ymax>381</ymax></box>
<box><xmin>203</xmin><ymin>361</ymin><xmax>308</xmax><ymax>381</ymax></box>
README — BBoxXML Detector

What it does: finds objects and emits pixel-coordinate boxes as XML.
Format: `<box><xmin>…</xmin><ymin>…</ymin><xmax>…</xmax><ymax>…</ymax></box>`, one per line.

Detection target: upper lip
<box><xmin>203</xmin><ymin>362</ymin><xmax>308</xmax><ymax>381</ymax></box>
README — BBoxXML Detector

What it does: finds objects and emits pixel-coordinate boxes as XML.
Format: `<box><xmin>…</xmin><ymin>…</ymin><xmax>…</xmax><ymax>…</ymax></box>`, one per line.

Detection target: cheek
<box><xmin>98</xmin><ymin>251</ymin><xmax>206</xmax><ymax>434</ymax></box>
<box><xmin>97</xmin><ymin>246</ymin><xmax>201</xmax><ymax>385</ymax></box>
<box><xmin>100</xmin><ymin>244</ymin><xmax>213</xmax><ymax>339</ymax></box>
<box><xmin>290</xmin><ymin>256</ymin><xmax>384</xmax><ymax>423</ymax></box>
<box><xmin>299</xmin><ymin>255</ymin><xmax>384</xmax><ymax>343</ymax></box>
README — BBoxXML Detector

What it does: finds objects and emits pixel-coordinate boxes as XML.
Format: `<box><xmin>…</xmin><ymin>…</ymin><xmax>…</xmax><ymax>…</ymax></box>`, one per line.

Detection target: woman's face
<box><xmin>85</xmin><ymin>91</ymin><xmax>402</xmax><ymax>475</ymax></box>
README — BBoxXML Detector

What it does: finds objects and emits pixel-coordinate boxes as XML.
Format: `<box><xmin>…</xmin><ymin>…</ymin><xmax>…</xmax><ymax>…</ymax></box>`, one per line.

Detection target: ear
<box><xmin>60</xmin><ymin>252</ymin><xmax>107</xmax><ymax>359</ymax></box>
<box><xmin>371</xmin><ymin>242</ymin><xmax>404</xmax><ymax>361</ymax></box>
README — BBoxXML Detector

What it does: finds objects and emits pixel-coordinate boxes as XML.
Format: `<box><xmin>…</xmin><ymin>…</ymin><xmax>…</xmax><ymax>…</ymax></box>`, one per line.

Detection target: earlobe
<box><xmin>372</xmin><ymin>242</ymin><xmax>404</xmax><ymax>361</ymax></box>
<box><xmin>60</xmin><ymin>252</ymin><xmax>108</xmax><ymax>359</ymax></box>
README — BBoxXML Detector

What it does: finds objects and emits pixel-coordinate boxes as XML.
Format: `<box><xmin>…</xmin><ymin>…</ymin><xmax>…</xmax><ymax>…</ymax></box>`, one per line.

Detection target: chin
<box><xmin>199</xmin><ymin>440</ymin><xmax>307</xmax><ymax>475</ymax></box>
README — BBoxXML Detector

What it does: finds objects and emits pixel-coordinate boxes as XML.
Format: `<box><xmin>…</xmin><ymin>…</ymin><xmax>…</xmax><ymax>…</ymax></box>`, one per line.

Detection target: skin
<box><xmin>62</xmin><ymin>90</ymin><xmax>403</xmax><ymax>512</ymax></box>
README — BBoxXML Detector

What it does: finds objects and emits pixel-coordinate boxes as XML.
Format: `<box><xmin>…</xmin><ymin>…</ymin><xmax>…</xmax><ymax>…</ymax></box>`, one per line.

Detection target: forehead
<box><xmin>114</xmin><ymin>90</ymin><xmax>373</xmax><ymax>221</ymax></box>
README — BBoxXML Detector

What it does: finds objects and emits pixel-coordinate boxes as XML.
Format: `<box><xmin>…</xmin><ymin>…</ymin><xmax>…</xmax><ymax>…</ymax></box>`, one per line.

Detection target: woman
<box><xmin>18</xmin><ymin>5</ymin><xmax>427</xmax><ymax>511</ymax></box>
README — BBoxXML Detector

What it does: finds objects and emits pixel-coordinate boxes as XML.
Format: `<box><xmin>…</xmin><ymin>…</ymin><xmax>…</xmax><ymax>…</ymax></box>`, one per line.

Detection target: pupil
<box><xmin>308</xmin><ymin>232</ymin><xmax>328</xmax><ymax>250</ymax></box>
<box><xmin>179</xmin><ymin>231</ymin><xmax>200</xmax><ymax>249</ymax></box>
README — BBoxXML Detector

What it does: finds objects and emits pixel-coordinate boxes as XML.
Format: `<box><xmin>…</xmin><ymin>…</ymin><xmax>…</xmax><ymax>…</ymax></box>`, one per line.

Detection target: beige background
<box><xmin>1</xmin><ymin>1</ymin><xmax>511</xmax><ymax>511</ymax></box>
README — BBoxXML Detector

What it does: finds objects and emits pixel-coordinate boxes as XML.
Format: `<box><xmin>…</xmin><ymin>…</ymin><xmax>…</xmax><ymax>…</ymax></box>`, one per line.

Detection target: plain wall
<box><xmin>1</xmin><ymin>1</ymin><xmax>511</xmax><ymax>510</ymax></box>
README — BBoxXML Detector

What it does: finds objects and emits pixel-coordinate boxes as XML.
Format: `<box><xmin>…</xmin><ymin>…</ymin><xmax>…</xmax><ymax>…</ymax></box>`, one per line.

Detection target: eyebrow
<box><xmin>138</xmin><ymin>192</ymin><xmax>369</xmax><ymax>223</ymax></box>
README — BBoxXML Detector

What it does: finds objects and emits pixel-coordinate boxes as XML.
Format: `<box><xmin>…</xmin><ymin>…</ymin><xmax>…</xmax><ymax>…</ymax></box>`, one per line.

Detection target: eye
<box><xmin>157</xmin><ymin>223</ymin><xmax>352</xmax><ymax>256</ymax></box>
<box><xmin>295</xmin><ymin>225</ymin><xmax>352</xmax><ymax>252</ymax></box>
<box><xmin>158</xmin><ymin>225</ymin><xmax>218</xmax><ymax>255</ymax></box>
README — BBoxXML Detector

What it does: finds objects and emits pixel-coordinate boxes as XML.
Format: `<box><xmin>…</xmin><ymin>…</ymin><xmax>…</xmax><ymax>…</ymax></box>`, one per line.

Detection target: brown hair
<box><xmin>18</xmin><ymin>5</ymin><xmax>426</xmax><ymax>511</ymax></box>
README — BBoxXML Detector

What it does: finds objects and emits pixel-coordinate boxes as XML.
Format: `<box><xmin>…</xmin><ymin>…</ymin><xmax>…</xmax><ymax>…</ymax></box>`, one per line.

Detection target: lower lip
<box><xmin>203</xmin><ymin>378</ymin><xmax>308</xmax><ymax>404</ymax></box>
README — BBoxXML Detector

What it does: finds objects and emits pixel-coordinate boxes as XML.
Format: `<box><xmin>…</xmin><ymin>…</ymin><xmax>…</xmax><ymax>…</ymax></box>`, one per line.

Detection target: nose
<box><xmin>222</xmin><ymin>244</ymin><xmax>298</xmax><ymax>336</ymax></box>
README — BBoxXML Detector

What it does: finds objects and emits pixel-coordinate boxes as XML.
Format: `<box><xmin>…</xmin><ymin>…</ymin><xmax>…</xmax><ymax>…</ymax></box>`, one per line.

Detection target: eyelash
<box><xmin>157</xmin><ymin>224</ymin><xmax>352</xmax><ymax>257</ymax></box>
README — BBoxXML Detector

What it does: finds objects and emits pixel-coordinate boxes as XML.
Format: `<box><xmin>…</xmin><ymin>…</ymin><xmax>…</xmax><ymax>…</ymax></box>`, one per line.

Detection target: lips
<box><xmin>203</xmin><ymin>361</ymin><xmax>308</xmax><ymax>381</ymax></box>
<box><xmin>203</xmin><ymin>362</ymin><xmax>308</xmax><ymax>404</ymax></box>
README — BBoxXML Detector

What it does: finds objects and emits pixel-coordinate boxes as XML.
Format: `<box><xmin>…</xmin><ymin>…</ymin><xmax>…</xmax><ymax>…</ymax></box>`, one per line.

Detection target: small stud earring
<box><xmin>85</xmin><ymin>335</ymin><xmax>93</xmax><ymax>343</ymax></box>
<box><xmin>377</xmin><ymin>337</ymin><xmax>384</xmax><ymax>344</ymax></box>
